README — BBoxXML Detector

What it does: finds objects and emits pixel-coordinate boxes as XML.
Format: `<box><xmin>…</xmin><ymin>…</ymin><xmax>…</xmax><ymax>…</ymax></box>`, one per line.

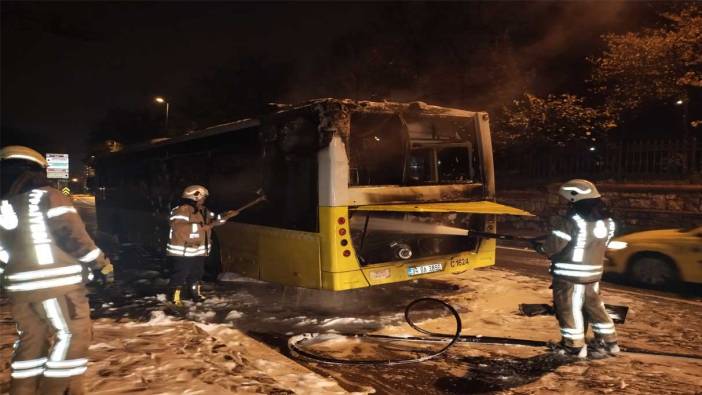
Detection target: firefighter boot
<box><xmin>589</xmin><ymin>340</ymin><xmax>621</xmax><ymax>359</ymax></box>
<box><xmin>191</xmin><ymin>282</ymin><xmax>205</xmax><ymax>303</ymax></box>
<box><xmin>551</xmin><ymin>342</ymin><xmax>587</xmax><ymax>360</ymax></box>
<box><xmin>170</xmin><ymin>286</ymin><xmax>184</xmax><ymax>307</ymax></box>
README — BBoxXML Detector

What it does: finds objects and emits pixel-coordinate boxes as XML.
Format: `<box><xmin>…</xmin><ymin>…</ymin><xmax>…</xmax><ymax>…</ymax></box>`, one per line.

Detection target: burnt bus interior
<box><xmin>96</xmin><ymin>100</ymin><xmax>489</xmax><ymax>271</ymax></box>
<box><xmin>349</xmin><ymin>211</ymin><xmax>483</xmax><ymax>265</ymax></box>
<box><xmin>348</xmin><ymin>112</ymin><xmax>480</xmax><ymax>186</ymax></box>
<box><xmin>347</xmin><ymin>110</ymin><xmax>485</xmax><ymax>266</ymax></box>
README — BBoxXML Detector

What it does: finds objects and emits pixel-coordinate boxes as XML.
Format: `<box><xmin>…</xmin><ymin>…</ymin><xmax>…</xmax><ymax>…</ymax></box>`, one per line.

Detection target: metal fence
<box><xmin>496</xmin><ymin>138</ymin><xmax>701</xmax><ymax>182</ymax></box>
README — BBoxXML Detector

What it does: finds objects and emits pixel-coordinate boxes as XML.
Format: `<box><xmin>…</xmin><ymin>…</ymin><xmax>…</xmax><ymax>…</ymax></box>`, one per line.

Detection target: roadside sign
<box><xmin>46</xmin><ymin>153</ymin><xmax>69</xmax><ymax>179</ymax></box>
<box><xmin>62</xmin><ymin>187</ymin><xmax>71</xmax><ymax>196</ymax></box>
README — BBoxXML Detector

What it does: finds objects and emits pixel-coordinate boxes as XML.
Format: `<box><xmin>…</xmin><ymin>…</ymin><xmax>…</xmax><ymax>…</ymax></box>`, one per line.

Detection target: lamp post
<box><xmin>155</xmin><ymin>97</ymin><xmax>170</xmax><ymax>132</ymax></box>
<box><xmin>675</xmin><ymin>97</ymin><xmax>694</xmax><ymax>175</ymax></box>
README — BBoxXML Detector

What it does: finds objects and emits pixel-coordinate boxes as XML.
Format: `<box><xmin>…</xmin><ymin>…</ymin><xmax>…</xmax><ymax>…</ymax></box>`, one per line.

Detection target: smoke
<box><xmin>516</xmin><ymin>2</ymin><xmax>634</xmax><ymax>97</ymax></box>
<box><xmin>284</xmin><ymin>2</ymin><xmax>655</xmax><ymax>113</ymax></box>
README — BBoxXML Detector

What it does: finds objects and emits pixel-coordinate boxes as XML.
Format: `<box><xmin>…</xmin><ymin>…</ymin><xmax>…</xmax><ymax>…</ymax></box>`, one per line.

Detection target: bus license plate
<box><xmin>407</xmin><ymin>263</ymin><xmax>443</xmax><ymax>276</ymax></box>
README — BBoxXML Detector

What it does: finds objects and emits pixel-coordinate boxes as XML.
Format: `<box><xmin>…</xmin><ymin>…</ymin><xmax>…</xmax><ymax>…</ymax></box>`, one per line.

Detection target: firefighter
<box><xmin>166</xmin><ymin>185</ymin><xmax>238</xmax><ymax>305</ymax></box>
<box><xmin>1</xmin><ymin>145</ymin><xmax>113</xmax><ymax>395</ymax></box>
<box><xmin>539</xmin><ymin>179</ymin><xmax>619</xmax><ymax>359</ymax></box>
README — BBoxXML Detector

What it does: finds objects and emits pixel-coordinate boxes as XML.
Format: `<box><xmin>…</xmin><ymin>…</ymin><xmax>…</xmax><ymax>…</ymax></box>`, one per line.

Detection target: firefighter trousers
<box><xmin>169</xmin><ymin>256</ymin><xmax>205</xmax><ymax>300</ymax></box>
<box><xmin>169</xmin><ymin>256</ymin><xmax>205</xmax><ymax>286</ymax></box>
<box><xmin>10</xmin><ymin>288</ymin><xmax>92</xmax><ymax>395</ymax></box>
<box><xmin>552</xmin><ymin>278</ymin><xmax>617</xmax><ymax>348</ymax></box>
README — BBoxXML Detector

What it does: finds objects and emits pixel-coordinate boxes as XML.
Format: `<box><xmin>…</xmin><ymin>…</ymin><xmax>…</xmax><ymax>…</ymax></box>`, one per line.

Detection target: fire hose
<box><xmin>288</xmin><ymin>298</ymin><xmax>702</xmax><ymax>365</ymax></box>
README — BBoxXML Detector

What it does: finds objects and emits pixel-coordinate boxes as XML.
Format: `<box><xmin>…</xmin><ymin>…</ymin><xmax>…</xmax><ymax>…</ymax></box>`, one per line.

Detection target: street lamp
<box><xmin>154</xmin><ymin>96</ymin><xmax>170</xmax><ymax>131</ymax></box>
<box><xmin>675</xmin><ymin>98</ymin><xmax>694</xmax><ymax>174</ymax></box>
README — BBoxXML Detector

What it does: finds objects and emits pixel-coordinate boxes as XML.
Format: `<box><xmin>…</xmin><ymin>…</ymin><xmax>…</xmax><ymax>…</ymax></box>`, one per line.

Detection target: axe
<box><xmin>222</xmin><ymin>189</ymin><xmax>267</xmax><ymax>220</ymax></box>
<box><xmin>236</xmin><ymin>188</ymin><xmax>267</xmax><ymax>213</ymax></box>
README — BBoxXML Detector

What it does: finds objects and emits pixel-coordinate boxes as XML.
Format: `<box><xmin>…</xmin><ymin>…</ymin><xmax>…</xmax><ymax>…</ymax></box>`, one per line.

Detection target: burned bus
<box><xmin>94</xmin><ymin>99</ymin><xmax>530</xmax><ymax>291</ymax></box>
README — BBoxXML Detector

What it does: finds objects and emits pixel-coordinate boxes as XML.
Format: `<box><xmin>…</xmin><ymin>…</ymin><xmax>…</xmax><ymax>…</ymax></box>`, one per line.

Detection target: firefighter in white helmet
<box><xmin>166</xmin><ymin>185</ymin><xmax>238</xmax><ymax>305</ymax></box>
<box><xmin>1</xmin><ymin>145</ymin><xmax>113</xmax><ymax>395</ymax></box>
<box><xmin>537</xmin><ymin>179</ymin><xmax>619</xmax><ymax>359</ymax></box>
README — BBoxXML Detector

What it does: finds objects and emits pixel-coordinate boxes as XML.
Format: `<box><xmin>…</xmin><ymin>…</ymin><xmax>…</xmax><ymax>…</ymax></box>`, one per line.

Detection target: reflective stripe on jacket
<box><xmin>542</xmin><ymin>214</ymin><xmax>615</xmax><ymax>283</ymax></box>
<box><xmin>0</xmin><ymin>187</ymin><xmax>100</xmax><ymax>299</ymax></box>
<box><xmin>167</xmin><ymin>204</ymin><xmax>224</xmax><ymax>257</ymax></box>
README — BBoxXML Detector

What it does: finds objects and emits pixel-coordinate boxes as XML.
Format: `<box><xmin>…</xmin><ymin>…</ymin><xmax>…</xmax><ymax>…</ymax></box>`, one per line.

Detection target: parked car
<box><xmin>605</xmin><ymin>226</ymin><xmax>702</xmax><ymax>287</ymax></box>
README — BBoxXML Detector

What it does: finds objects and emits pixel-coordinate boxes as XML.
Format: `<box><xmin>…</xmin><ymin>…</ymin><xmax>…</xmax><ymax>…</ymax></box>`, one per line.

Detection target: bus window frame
<box><xmin>406</xmin><ymin>141</ymin><xmax>475</xmax><ymax>185</ymax></box>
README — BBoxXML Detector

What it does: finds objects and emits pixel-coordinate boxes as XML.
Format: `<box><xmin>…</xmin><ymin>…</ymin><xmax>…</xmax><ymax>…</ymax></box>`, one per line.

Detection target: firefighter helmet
<box><xmin>182</xmin><ymin>185</ymin><xmax>209</xmax><ymax>201</ymax></box>
<box><xmin>0</xmin><ymin>145</ymin><xmax>48</xmax><ymax>168</ymax></box>
<box><xmin>558</xmin><ymin>179</ymin><xmax>601</xmax><ymax>202</ymax></box>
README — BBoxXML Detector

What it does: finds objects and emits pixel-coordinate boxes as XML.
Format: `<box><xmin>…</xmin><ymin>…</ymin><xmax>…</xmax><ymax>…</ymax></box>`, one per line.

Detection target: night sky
<box><xmin>1</xmin><ymin>2</ymin><xmax>662</xmax><ymax>174</ymax></box>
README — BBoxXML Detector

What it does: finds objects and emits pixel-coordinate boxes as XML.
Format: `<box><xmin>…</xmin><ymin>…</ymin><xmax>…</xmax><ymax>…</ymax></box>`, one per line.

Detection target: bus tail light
<box><xmin>337</xmin><ymin>217</ymin><xmax>346</xmax><ymax>225</ymax></box>
<box><xmin>343</xmin><ymin>250</ymin><xmax>351</xmax><ymax>257</ymax></box>
<box><xmin>339</xmin><ymin>228</ymin><xmax>347</xmax><ymax>236</ymax></box>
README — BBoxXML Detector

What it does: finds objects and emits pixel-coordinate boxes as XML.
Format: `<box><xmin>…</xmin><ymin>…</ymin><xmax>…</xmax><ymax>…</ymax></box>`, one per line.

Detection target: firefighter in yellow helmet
<box><xmin>538</xmin><ymin>179</ymin><xmax>619</xmax><ymax>359</ymax></box>
<box><xmin>1</xmin><ymin>145</ymin><xmax>113</xmax><ymax>395</ymax></box>
<box><xmin>166</xmin><ymin>185</ymin><xmax>238</xmax><ymax>305</ymax></box>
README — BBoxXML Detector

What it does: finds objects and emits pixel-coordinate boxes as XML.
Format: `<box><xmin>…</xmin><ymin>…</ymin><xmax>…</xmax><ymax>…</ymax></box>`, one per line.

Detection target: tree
<box><xmin>493</xmin><ymin>93</ymin><xmax>616</xmax><ymax>152</ymax></box>
<box><xmin>589</xmin><ymin>5</ymin><xmax>702</xmax><ymax>117</ymax></box>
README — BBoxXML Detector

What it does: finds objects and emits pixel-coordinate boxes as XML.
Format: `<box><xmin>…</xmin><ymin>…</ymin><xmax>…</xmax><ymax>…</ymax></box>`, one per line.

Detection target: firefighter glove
<box><xmin>100</xmin><ymin>261</ymin><xmax>115</xmax><ymax>284</ymax></box>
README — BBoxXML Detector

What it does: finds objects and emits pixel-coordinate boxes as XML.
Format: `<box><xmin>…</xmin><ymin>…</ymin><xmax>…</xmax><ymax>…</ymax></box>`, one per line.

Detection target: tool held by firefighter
<box><xmin>235</xmin><ymin>190</ymin><xmax>266</xmax><ymax>213</ymax></box>
<box><xmin>465</xmin><ymin>230</ymin><xmax>547</xmax><ymax>252</ymax></box>
<box><xmin>1</xmin><ymin>145</ymin><xmax>113</xmax><ymax>395</ymax></box>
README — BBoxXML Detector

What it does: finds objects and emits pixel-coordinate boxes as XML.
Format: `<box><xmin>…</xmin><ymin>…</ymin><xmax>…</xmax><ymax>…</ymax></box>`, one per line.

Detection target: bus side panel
<box><xmin>217</xmin><ymin>223</ymin><xmax>261</xmax><ymax>280</ymax></box>
<box><xmin>218</xmin><ymin>222</ymin><xmax>322</xmax><ymax>289</ymax></box>
<box><xmin>259</xmin><ymin>228</ymin><xmax>321</xmax><ymax>289</ymax></box>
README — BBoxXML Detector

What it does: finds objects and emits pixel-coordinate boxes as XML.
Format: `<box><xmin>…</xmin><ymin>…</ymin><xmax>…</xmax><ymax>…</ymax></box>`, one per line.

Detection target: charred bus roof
<box><xmin>96</xmin><ymin>98</ymin><xmax>480</xmax><ymax>158</ymax></box>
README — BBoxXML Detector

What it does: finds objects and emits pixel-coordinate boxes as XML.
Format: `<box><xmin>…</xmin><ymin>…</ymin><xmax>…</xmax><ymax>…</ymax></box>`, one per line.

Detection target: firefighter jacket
<box><xmin>542</xmin><ymin>212</ymin><xmax>616</xmax><ymax>284</ymax></box>
<box><xmin>0</xmin><ymin>187</ymin><xmax>106</xmax><ymax>302</ymax></box>
<box><xmin>167</xmin><ymin>203</ymin><xmax>225</xmax><ymax>257</ymax></box>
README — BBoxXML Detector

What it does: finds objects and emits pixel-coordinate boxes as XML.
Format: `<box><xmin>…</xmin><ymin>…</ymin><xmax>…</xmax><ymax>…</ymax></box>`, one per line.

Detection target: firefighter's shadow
<box><xmin>435</xmin><ymin>352</ymin><xmax>576</xmax><ymax>394</ymax></box>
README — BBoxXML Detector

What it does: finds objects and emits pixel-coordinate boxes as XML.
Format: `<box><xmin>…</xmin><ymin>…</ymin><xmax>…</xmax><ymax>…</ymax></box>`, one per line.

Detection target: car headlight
<box><xmin>607</xmin><ymin>241</ymin><xmax>628</xmax><ymax>250</ymax></box>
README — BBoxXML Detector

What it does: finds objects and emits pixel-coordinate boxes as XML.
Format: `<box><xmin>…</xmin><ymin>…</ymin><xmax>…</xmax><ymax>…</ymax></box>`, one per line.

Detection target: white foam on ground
<box><xmin>225</xmin><ymin>310</ymin><xmax>244</xmax><ymax>320</ymax></box>
<box><xmin>121</xmin><ymin>310</ymin><xmax>180</xmax><ymax>327</ymax></box>
<box><xmin>187</xmin><ymin>310</ymin><xmax>216</xmax><ymax>322</ymax></box>
<box><xmin>320</xmin><ymin>317</ymin><xmax>377</xmax><ymax>327</ymax></box>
